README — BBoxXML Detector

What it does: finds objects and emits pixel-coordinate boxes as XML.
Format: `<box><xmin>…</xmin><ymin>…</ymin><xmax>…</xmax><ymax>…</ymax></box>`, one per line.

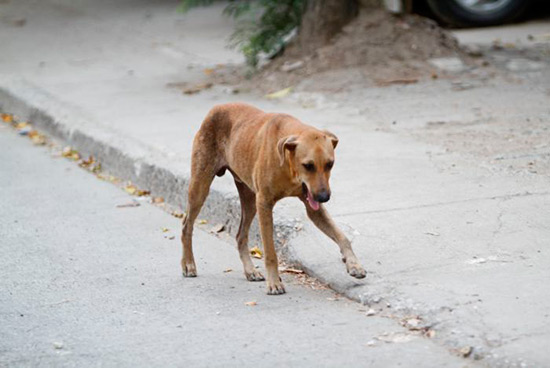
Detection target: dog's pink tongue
<box><xmin>307</xmin><ymin>189</ymin><xmax>320</xmax><ymax>211</ymax></box>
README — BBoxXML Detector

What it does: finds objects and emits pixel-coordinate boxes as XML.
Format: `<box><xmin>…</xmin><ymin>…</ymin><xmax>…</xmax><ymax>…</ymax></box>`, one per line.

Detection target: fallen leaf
<box><xmin>280</xmin><ymin>267</ymin><xmax>304</xmax><ymax>274</ymax></box>
<box><xmin>79</xmin><ymin>156</ymin><xmax>95</xmax><ymax>168</ymax></box>
<box><xmin>116</xmin><ymin>202</ymin><xmax>140</xmax><ymax>208</ymax></box>
<box><xmin>152</xmin><ymin>197</ymin><xmax>164</xmax><ymax>204</ymax></box>
<box><xmin>245</xmin><ymin>301</ymin><xmax>257</xmax><ymax>306</ymax></box>
<box><xmin>125</xmin><ymin>185</ymin><xmax>137</xmax><ymax>195</ymax></box>
<box><xmin>203</xmin><ymin>68</ymin><xmax>215</xmax><ymax>75</ymax></box>
<box><xmin>1</xmin><ymin>113</ymin><xmax>13</xmax><ymax>123</ymax></box>
<box><xmin>172</xmin><ymin>211</ymin><xmax>185</xmax><ymax>219</ymax></box>
<box><xmin>210</xmin><ymin>224</ymin><xmax>225</xmax><ymax>233</ymax></box>
<box><xmin>265</xmin><ymin>87</ymin><xmax>292</xmax><ymax>99</ymax></box>
<box><xmin>124</xmin><ymin>183</ymin><xmax>150</xmax><ymax>196</ymax></box>
<box><xmin>223</xmin><ymin>268</ymin><xmax>233</xmax><ymax>273</ymax></box>
<box><xmin>197</xmin><ymin>219</ymin><xmax>208</xmax><ymax>225</ymax></box>
<box><xmin>250</xmin><ymin>246</ymin><xmax>263</xmax><ymax>259</ymax></box>
<box><xmin>459</xmin><ymin>346</ymin><xmax>472</xmax><ymax>357</ymax></box>
<box><xmin>61</xmin><ymin>146</ymin><xmax>80</xmax><ymax>160</ymax></box>
<box><xmin>30</xmin><ymin>132</ymin><xmax>46</xmax><ymax>145</ymax></box>
<box><xmin>16</xmin><ymin>122</ymin><xmax>29</xmax><ymax>130</ymax></box>
<box><xmin>15</xmin><ymin>121</ymin><xmax>28</xmax><ymax>129</ymax></box>
<box><xmin>97</xmin><ymin>174</ymin><xmax>119</xmax><ymax>183</ymax></box>
<box><xmin>183</xmin><ymin>82</ymin><xmax>213</xmax><ymax>95</ymax></box>
<box><xmin>90</xmin><ymin>163</ymin><xmax>102</xmax><ymax>173</ymax></box>
<box><xmin>161</xmin><ymin>227</ymin><xmax>169</xmax><ymax>233</ymax></box>
<box><xmin>168</xmin><ymin>236</ymin><xmax>175</xmax><ymax>240</ymax></box>
<box><xmin>375</xmin><ymin>78</ymin><xmax>418</xmax><ymax>87</ymax></box>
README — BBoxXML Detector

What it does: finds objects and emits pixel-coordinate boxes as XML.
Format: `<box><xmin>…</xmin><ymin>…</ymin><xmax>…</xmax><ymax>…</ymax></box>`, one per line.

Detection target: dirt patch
<box><xmin>216</xmin><ymin>8</ymin><xmax>470</xmax><ymax>93</ymax></box>
<box><xmin>414</xmin><ymin>117</ymin><xmax>550</xmax><ymax>177</ymax></box>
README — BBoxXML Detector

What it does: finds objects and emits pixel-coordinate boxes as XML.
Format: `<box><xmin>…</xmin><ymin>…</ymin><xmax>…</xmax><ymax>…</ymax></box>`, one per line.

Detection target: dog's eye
<box><xmin>326</xmin><ymin>161</ymin><xmax>334</xmax><ymax>170</ymax></box>
<box><xmin>302</xmin><ymin>163</ymin><xmax>315</xmax><ymax>172</ymax></box>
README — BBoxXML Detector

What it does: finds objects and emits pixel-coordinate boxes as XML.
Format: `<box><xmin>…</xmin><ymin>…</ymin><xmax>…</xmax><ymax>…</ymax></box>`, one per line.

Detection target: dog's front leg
<box><xmin>303</xmin><ymin>202</ymin><xmax>366</xmax><ymax>279</ymax></box>
<box><xmin>257</xmin><ymin>196</ymin><xmax>285</xmax><ymax>295</ymax></box>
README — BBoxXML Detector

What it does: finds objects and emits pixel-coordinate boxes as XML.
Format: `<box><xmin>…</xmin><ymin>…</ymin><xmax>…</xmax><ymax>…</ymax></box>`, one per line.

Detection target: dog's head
<box><xmin>277</xmin><ymin>130</ymin><xmax>338</xmax><ymax>211</ymax></box>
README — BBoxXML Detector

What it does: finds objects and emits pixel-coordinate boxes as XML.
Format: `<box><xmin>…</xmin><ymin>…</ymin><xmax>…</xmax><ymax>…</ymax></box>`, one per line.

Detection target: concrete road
<box><xmin>0</xmin><ymin>127</ymin><xmax>472</xmax><ymax>367</ymax></box>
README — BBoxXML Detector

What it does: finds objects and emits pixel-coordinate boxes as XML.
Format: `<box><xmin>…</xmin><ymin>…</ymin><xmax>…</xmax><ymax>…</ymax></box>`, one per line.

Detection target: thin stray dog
<box><xmin>181</xmin><ymin>103</ymin><xmax>366</xmax><ymax>295</ymax></box>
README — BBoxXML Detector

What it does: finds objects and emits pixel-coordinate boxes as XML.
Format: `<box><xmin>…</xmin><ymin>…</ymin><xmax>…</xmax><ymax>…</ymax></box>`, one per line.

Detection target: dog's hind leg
<box><xmin>257</xmin><ymin>196</ymin><xmax>285</xmax><ymax>295</ymax></box>
<box><xmin>235</xmin><ymin>180</ymin><xmax>265</xmax><ymax>282</ymax></box>
<box><xmin>181</xmin><ymin>151</ymin><xmax>217</xmax><ymax>277</ymax></box>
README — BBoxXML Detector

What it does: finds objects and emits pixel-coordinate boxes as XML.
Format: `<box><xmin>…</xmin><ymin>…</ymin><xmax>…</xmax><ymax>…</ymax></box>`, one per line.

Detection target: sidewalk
<box><xmin>1</xmin><ymin>1</ymin><xmax>549</xmax><ymax>366</ymax></box>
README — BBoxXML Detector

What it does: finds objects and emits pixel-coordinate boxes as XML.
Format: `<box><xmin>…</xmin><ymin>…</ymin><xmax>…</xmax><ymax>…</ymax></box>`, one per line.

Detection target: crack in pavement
<box><xmin>332</xmin><ymin>191</ymin><xmax>550</xmax><ymax>218</ymax></box>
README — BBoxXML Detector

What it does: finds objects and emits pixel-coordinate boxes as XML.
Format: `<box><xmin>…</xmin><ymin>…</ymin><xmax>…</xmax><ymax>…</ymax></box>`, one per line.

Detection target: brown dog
<box><xmin>181</xmin><ymin>103</ymin><xmax>366</xmax><ymax>294</ymax></box>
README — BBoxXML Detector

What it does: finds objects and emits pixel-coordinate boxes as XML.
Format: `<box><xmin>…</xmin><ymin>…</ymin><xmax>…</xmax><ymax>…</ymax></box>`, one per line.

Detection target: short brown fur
<box><xmin>181</xmin><ymin>103</ymin><xmax>366</xmax><ymax>295</ymax></box>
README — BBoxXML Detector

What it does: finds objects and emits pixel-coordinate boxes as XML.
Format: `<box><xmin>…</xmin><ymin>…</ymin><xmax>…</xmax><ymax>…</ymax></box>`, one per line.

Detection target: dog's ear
<box><xmin>277</xmin><ymin>135</ymin><xmax>298</xmax><ymax>166</ymax></box>
<box><xmin>323</xmin><ymin>130</ymin><xmax>339</xmax><ymax>149</ymax></box>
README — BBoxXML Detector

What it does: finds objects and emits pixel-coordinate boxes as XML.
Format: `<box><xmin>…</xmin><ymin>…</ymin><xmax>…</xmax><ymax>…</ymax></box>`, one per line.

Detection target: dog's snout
<box><xmin>315</xmin><ymin>190</ymin><xmax>331</xmax><ymax>203</ymax></box>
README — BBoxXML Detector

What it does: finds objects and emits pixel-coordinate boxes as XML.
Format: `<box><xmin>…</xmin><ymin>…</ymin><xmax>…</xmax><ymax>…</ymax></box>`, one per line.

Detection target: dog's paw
<box><xmin>182</xmin><ymin>263</ymin><xmax>197</xmax><ymax>277</ymax></box>
<box><xmin>245</xmin><ymin>269</ymin><xmax>265</xmax><ymax>282</ymax></box>
<box><xmin>346</xmin><ymin>262</ymin><xmax>366</xmax><ymax>279</ymax></box>
<box><xmin>266</xmin><ymin>280</ymin><xmax>286</xmax><ymax>295</ymax></box>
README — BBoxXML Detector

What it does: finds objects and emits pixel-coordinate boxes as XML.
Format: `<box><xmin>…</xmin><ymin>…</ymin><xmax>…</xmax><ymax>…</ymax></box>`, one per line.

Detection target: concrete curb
<box><xmin>0</xmin><ymin>79</ymin><xmax>299</xmax><ymax>250</ymax></box>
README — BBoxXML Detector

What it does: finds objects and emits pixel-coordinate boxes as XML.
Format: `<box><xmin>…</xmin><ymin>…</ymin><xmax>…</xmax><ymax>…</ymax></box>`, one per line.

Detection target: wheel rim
<box><xmin>454</xmin><ymin>0</ymin><xmax>515</xmax><ymax>14</ymax></box>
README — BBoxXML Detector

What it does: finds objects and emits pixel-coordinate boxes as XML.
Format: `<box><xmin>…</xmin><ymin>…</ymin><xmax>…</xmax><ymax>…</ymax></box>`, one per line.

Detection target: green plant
<box><xmin>180</xmin><ymin>0</ymin><xmax>305</xmax><ymax>67</ymax></box>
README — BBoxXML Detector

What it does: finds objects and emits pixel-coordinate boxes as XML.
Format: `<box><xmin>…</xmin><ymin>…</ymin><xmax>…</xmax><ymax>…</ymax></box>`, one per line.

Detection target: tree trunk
<box><xmin>298</xmin><ymin>0</ymin><xmax>359</xmax><ymax>55</ymax></box>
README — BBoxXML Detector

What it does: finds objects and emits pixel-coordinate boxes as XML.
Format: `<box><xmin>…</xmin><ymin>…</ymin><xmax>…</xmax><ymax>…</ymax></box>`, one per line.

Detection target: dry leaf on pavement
<box><xmin>61</xmin><ymin>146</ymin><xmax>80</xmax><ymax>161</ymax></box>
<box><xmin>245</xmin><ymin>301</ymin><xmax>257</xmax><ymax>306</ymax></box>
<box><xmin>28</xmin><ymin>130</ymin><xmax>46</xmax><ymax>145</ymax></box>
<box><xmin>210</xmin><ymin>224</ymin><xmax>225</xmax><ymax>233</ymax></box>
<box><xmin>459</xmin><ymin>346</ymin><xmax>472</xmax><ymax>357</ymax></box>
<box><xmin>1</xmin><ymin>113</ymin><xmax>14</xmax><ymax>123</ymax></box>
<box><xmin>124</xmin><ymin>184</ymin><xmax>150</xmax><ymax>197</ymax></box>
<box><xmin>280</xmin><ymin>267</ymin><xmax>304</xmax><ymax>274</ymax></box>
<box><xmin>250</xmin><ymin>246</ymin><xmax>263</xmax><ymax>259</ymax></box>
<box><xmin>15</xmin><ymin>122</ymin><xmax>28</xmax><ymax>130</ymax></box>
<box><xmin>265</xmin><ymin>87</ymin><xmax>292</xmax><ymax>99</ymax></box>
<box><xmin>183</xmin><ymin>82</ymin><xmax>213</xmax><ymax>95</ymax></box>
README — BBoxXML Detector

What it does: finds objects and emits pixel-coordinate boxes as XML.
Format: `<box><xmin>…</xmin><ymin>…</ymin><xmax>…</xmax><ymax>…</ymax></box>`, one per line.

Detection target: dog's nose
<box><xmin>315</xmin><ymin>190</ymin><xmax>331</xmax><ymax>203</ymax></box>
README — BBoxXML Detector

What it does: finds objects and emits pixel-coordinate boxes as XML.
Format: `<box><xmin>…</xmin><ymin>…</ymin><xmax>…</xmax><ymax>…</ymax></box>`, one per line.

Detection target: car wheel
<box><xmin>425</xmin><ymin>0</ymin><xmax>531</xmax><ymax>27</ymax></box>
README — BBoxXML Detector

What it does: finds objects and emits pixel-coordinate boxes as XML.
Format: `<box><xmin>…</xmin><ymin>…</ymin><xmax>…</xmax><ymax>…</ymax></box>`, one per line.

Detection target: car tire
<box><xmin>425</xmin><ymin>0</ymin><xmax>531</xmax><ymax>27</ymax></box>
